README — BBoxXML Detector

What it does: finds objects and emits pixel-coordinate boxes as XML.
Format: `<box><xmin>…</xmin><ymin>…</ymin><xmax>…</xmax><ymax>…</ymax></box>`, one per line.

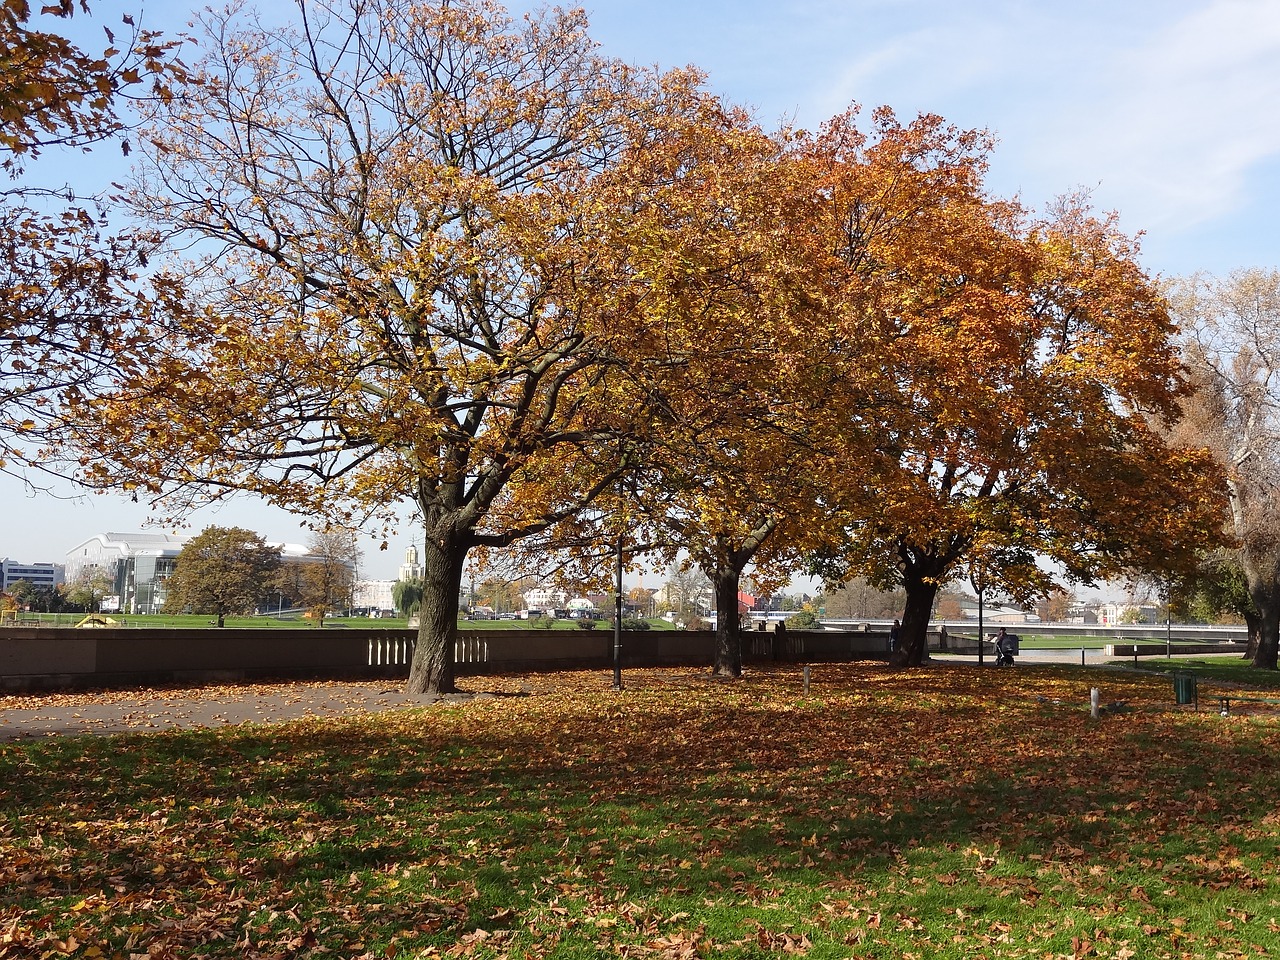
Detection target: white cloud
<box><xmin>1022</xmin><ymin>0</ymin><xmax>1280</xmax><ymax>231</ymax></box>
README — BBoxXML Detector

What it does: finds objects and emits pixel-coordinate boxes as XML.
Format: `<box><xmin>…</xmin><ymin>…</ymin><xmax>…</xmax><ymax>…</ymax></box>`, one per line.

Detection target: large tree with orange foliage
<box><xmin>798</xmin><ymin>108</ymin><xmax>1228</xmax><ymax>665</ymax></box>
<box><xmin>580</xmin><ymin>108</ymin><xmax>862</xmax><ymax>677</ymax></box>
<box><xmin>71</xmin><ymin>0</ymin><xmax>748</xmax><ymax>694</ymax></box>
<box><xmin>511</xmin><ymin>99</ymin><xmax>890</xmax><ymax>678</ymax></box>
<box><xmin>807</xmin><ymin>109</ymin><xmax>1227</xmax><ymax>665</ymax></box>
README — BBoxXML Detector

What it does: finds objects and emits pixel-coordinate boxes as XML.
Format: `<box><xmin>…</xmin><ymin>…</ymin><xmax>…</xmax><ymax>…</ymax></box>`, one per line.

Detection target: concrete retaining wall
<box><xmin>0</xmin><ymin>625</ymin><xmax>908</xmax><ymax>690</ymax></box>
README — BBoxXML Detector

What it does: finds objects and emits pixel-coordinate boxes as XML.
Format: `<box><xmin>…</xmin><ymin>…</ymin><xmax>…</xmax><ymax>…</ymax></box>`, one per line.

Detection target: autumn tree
<box><xmin>1168</xmin><ymin>553</ymin><xmax>1254</xmax><ymax>633</ymax></box>
<box><xmin>0</xmin><ymin>1</ymin><xmax>181</xmax><ymax>476</ymax></box>
<box><xmin>658</xmin><ymin>565</ymin><xmax>711</xmax><ymax>618</ymax></box>
<box><xmin>70</xmin><ymin>0</ymin><xmax>718</xmax><ymax>693</ymax></box>
<box><xmin>4</xmin><ymin>579</ymin><xmax>34</xmax><ymax>611</ymax></box>
<box><xmin>1169</xmin><ymin>269</ymin><xmax>1280</xmax><ymax>668</ymax></box>
<box><xmin>65</xmin><ymin>564</ymin><xmax>112</xmax><ymax>613</ymax></box>
<box><xmin>933</xmin><ymin>586</ymin><xmax>969</xmax><ymax>621</ymax></box>
<box><xmin>804</xmin><ymin>111</ymin><xmax>1227</xmax><ymax>666</ymax></box>
<box><xmin>279</xmin><ymin>527</ymin><xmax>361</xmax><ymax>627</ymax></box>
<box><xmin>164</xmin><ymin>526</ymin><xmax>281</xmax><ymax>627</ymax></box>
<box><xmin>571</xmin><ymin>99</ymin><xmax>869</xmax><ymax>677</ymax></box>
<box><xmin>1034</xmin><ymin>588</ymin><xmax>1076</xmax><ymax>623</ymax></box>
<box><xmin>626</xmin><ymin>585</ymin><xmax>654</xmax><ymax>618</ymax></box>
<box><xmin>818</xmin><ymin>578</ymin><xmax>906</xmax><ymax>620</ymax></box>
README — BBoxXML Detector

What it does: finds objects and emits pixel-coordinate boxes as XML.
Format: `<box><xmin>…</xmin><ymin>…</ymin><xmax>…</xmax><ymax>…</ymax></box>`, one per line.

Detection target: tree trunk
<box><xmin>894</xmin><ymin>572</ymin><xmax>938</xmax><ymax>667</ymax></box>
<box><xmin>1243</xmin><ymin>609</ymin><xmax>1261</xmax><ymax>661</ymax></box>
<box><xmin>1251</xmin><ymin>595</ymin><xmax>1279</xmax><ymax>670</ymax></box>
<box><xmin>216</xmin><ymin>612</ymin><xmax>225</xmax><ymax>628</ymax></box>
<box><xmin>407</xmin><ymin>532</ymin><xmax>467</xmax><ymax>694</ymax></box>
<box><xmin>1240</xmin><ymin>557</ymin><xmax>1280</xmax><ymax>670</ymax></box>
<box><xmin>711</xmin><ymin>564</ymin><xmax>742</xmax><ymax>677</ymax></box>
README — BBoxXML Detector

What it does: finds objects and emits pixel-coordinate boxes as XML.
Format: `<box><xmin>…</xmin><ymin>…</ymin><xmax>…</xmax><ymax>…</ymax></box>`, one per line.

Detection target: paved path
<box><xmin>0</xmin><ymin>680</ymin><xmax>451</xmax><ymax>740</ymax></box>
<box><xmin>937</xmin><ymin>647</ymin><xmax>1228</xmax><ymax>667</ymax></box>
<box><xmin>0</xmin><ymin>652</ymin><xmax>1228</xmax><ymax>740</ymax></box>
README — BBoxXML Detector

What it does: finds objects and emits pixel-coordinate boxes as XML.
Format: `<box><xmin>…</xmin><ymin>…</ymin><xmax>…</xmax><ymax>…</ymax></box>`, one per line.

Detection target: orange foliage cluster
<box><xmin>4</xmin><ymin>0</ymin><xmax>1226</xmax><ymax>690</ymax></box>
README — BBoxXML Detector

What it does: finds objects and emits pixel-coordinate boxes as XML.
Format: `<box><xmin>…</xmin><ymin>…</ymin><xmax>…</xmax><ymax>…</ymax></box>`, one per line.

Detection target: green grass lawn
<box><xmin>3</xmin><ymin>664</ymin><xmax>1280</xmax><ymax>958</ymax></box>
<box><xmin>947</xmin><ymin>634</ymin><xmax>1226</xmax><ymax>651</ymax></box>
<box><xmin>1114</xmin><ymin>654</ymin><xmax>1280</xmax><ymax>690</ymax></box>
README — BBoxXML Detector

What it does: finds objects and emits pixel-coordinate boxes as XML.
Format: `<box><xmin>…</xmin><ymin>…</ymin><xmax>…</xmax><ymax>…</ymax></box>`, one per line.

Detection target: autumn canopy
<box><xmin>6</xmin><ymin>0</ymin><xmax>1226</xmax><ymax>691</ymax></box>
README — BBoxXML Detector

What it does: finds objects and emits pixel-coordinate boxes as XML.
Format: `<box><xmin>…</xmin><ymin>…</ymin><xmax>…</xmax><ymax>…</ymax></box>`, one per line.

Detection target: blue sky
<box><xmin>4</xmin><ymin>0</ymin><xmax>1279</xmax><ymax>582</ymax></box>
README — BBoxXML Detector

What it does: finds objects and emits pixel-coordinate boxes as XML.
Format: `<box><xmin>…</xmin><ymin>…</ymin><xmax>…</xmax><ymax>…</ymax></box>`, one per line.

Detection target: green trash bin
<box><xmin>1173</xmin><ymin>672</ymin><xmax>1197</xmax><ymax>706</ymax></box>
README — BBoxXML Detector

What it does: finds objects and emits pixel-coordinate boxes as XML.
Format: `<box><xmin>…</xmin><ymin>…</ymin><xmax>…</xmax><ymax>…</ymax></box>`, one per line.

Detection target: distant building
<box><xmin>65</xmin><ymin>532</ymin><xmax>188</xmax><ymax>614</ymax></box>
<box><xmin>1</xmin><ymin>558</ymin><xmax>65</xmax><ymax>592</ymax></box>
<box><xmin>654</xmin><ymin>581</ymin><xmax>712</xmax><ymax>616</ymax></box>
<box><xmin>953</xmin><ymin>599</ymin><xmax>1039</xmax><ymax>623</ymax></box>
<box><xmin>1064</xmin><ymin>604</ymin><xmax>1099</xmax><ymax>625</ymax></box>
<box><xmin>398</xmin><ymin>545</ymin><xmax>423</xmax><ymax>582</ymax></box>
<box><xmin>353</xmin><ymin>579</ymin><xmax>396</xmax><ymax>616</ymax></box>
<box><xmin>66</xmin><ymin>532</ymin><xmax>311</xmax><ymax>615</ymax></box>
<box><xmin>523</xmin><ymin>585</ymin><xmax>568</xmax><ymax>615</ymax></box>
<box><xmin>1099</xmin><ymin>603</ymin><xmax>1159</xmax><ymax>625</ymax></box>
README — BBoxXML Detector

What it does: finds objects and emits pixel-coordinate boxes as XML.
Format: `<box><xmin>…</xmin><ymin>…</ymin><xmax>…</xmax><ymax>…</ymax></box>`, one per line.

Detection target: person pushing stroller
<box><xmin>994</xmin><ymin>627</ymin><xmax>1018</xmax><ymax>666</ymax></box>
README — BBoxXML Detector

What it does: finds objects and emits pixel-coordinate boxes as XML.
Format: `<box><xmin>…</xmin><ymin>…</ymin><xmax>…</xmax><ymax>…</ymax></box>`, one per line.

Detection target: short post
<box><xmin>1090</xmin><ymin>687</ymin><xmax>1100</xmax><ymax>719</ymax></box>
<box><xmin>803</xmin><ymin>664</ymin><xmax>811</xmax><ymax>694</ymax></box>
<box><xmin>1081</xmin><ymin>647</ymin><xmax>1086</xmax><ymax>666</ymax></box>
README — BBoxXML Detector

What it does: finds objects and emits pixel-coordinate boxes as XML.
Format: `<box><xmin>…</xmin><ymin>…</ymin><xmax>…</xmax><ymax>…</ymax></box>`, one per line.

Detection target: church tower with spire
<box><xmin>398</xmin><ymin>544</ymin><xmax>422</xmax><ymax>582</ymax></box>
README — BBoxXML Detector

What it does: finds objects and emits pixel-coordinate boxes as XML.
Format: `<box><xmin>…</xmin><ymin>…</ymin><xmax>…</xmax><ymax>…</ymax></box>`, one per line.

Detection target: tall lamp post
<box><xmin>613</xmin><ymin>534</ymin><xmax>623</xmax><ymax>690</ymax></box>
<box><xmin>970</xmin><ymin>554</ymin><xmax>987</xmax><ymax>666</ymax></box>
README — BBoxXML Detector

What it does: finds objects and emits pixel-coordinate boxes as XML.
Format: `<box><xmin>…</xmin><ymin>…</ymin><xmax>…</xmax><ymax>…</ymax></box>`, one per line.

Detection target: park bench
<box><xmin>1214</xmin><ymin>693</ymin><xmax>1280</xmax><ymax>717</ymax></box>
<box><xmin>1172</xmin><ymin>673</ymin><xmax>1280</xmax><ymax>716</ymax></box>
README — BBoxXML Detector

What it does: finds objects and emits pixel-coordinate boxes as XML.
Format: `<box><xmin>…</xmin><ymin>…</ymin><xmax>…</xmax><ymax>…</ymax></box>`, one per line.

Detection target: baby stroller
<box><xmin>994</xmin><ymin>631</ymin><xmax>1018</xmax><ymax>667</ymax></box>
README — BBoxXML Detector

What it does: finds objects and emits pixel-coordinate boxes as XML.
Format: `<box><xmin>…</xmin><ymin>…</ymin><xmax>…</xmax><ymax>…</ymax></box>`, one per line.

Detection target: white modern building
<box><xmin>1098</xmin><ymin>603</ymin><xmax>1159</xmax><ymax>625</ymax></box>
<box><xmin>1</xmin><ymin>558</ymin><xmax>65</xmax><ymax>592</ymax></box>
<box><xmin>66</xmin><ymin>532</ymin><xmax>188</xmax><ymax>614</ymax></box>
<box><xmin>65</xmin><ymin>532</ymin><xmax>313</xmax><ymax>615</ymax></box>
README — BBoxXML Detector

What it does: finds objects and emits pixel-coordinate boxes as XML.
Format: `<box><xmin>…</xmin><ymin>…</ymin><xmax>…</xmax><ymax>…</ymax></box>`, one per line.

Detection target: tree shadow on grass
<box><xmin>1</xmin><ymin>669</ymin><xmax>1277</xmax><ymax>947</ymax></box>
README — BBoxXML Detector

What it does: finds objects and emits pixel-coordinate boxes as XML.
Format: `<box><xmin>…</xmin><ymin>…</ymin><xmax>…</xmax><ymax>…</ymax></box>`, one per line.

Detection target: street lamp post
<box><xmin>970</xmin><ymin>555</ymin><xmax>987</xmax><ymax>666</ymax></box>
<box><xmin>613</xmin><ymin>535</ymin><xmax>623</xmax><ymax>690</ymax></box>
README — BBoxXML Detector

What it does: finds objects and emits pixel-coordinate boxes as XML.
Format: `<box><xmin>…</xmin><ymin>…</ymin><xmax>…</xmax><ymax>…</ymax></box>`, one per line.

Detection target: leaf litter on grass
<box><xmin>2</xmin><ymin>662</ymin><xmax>1279</xmax><ymax>958</ymax></box>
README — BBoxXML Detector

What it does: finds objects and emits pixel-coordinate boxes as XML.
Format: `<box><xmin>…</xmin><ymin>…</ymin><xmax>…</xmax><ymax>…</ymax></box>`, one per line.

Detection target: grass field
<box><xmin>1116</xmin><ymin>654</ymin><xmax>1280</xmax><ymax>689</ymax></box>
<box><xmin>3</xmin><ymin>663</ymin><xmax>1280</xmax><ymax>958</ymax></box>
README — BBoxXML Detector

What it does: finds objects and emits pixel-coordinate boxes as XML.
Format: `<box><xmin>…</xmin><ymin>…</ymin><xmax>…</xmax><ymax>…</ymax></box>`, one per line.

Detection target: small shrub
<box><xmin>576</xmin><ymin>618</ymin><xmax>597</xmax><ymax>630</ymax></box>
<box><xmin>786</xmin><ymin>610</ymin><xmax>820</xmax><ymax>629</ymax></box>
<box><xmin>530</xmin><ymin>615</ymin><xmax>556</xmax><ymax>629</ymax></box>
<box><xmin>621</xmin><ymin>617</ymin><xmax>651</xmax><ymax>631</ymax></box>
